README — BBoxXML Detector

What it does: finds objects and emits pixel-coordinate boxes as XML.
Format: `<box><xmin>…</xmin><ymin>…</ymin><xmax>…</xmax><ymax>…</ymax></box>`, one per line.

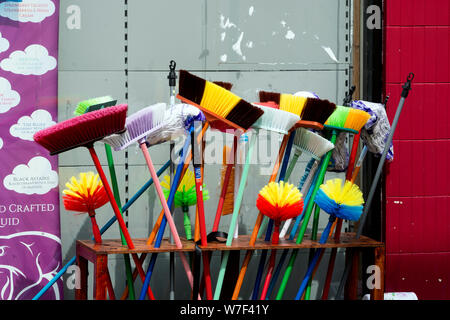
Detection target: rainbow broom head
<box><xmin>325</xmin><ymin>106</ymin><xmax>371</xmax><ymax>134</ymax></box>
<box><xmin>259</xmin><ymin>90</ymin><xmax>336</xmax><ymax>129</ymax></box>
<box><xmin>314</xmin><ymin>178</ymin><xmax>364</xmax><ymax>221</ymax></box>
<box><xmin>63</xmin><ymin>172</ymin><xmax>109</xmax><ymax>244</ymax></box>
<box><xmin>178</xmin><ymin>70</ymin><xmax>264</xmax><ymax>131</ymax></box>
<box><xmin>161</xmin><ymin>168</ymin><xmax>209</xmax><ymax>209</ymax></box>
<box><xmin>74</xmin><ymin>96</ymin><xmax>116</xmax><ymax>116</ymax></box>
<box><xmin>34</xmin><ymin>104</ymin><xmax>128</xmax><ymax>155</ymax></box>
<box><xmin>256</xmin><ymin>181</ymin><xmax>304</xmax><ymax>244</ymax></box>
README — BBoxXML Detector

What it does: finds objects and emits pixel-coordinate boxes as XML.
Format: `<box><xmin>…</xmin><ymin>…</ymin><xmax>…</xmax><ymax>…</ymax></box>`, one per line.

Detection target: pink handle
<box><xmin>139</xmin><ymin>143</ymin><xmax>182</xmax><ymax>248</ymax></box>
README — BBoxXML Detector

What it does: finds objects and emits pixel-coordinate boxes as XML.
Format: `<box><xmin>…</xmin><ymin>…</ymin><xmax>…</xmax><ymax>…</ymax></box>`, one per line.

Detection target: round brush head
<box><xmin>102</xmin><ymin>103</ymin><xmax>166</xmax><ymax>151</ymax></box>
<box><xmin>34</xmin><ymin>104</ymin><xmax>128</xmax><ymax>155</ymax></box>
<box><xmin>63</xmin><ymin>172</ymin><xmax>109</xmax><ymax>214</ymax></box>
<box><xmin>256</xmin><ymin>181</ymin><xmax>304</xmax><ymax>222</ymax></box>
<box><xmin>314</xmin><ymin>178</ymin><xmax>364</xmax><ymax>221</ymax></box>
<box><xmin>293</xmin><ymin>127</ymin><xmax>335</xmax><ymax>160</ymax></box>
<box><xmin>251</xmin><ymin>104</ymin><xmax>300</xmax><ymax>134</ymax></box>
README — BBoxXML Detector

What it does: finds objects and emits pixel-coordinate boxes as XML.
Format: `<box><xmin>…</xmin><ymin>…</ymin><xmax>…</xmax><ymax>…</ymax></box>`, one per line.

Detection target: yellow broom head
<box><xmin>279</xmin><ymin>94</ymin><xmax>308</xmax><ymax>117</ymax></box>
<box><xmin>62</xmin><ymin>172</ymin><xmax>109</xmax><ymax>214</ymax></box>
<box><xmin>256</xmin><ymin>181</ymin><xmax>304</xmax><ymax>222</ymax></box>
<box><xmin>221</xmin><ymin>145</ymin><xmax>235</xmax><ymax>215</ymax></box>
<box><xmin>314</xmin><ymin>178</ymin><xmax>364</xmax><ymax>221</ymax></box>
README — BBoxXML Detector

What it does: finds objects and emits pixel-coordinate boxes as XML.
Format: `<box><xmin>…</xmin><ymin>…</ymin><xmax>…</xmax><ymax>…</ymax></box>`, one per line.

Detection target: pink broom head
<box><xmin>62</xmin><ymin>172</ymin><xmax>109</xmax><ymax>215</ymax></box>
<box><xmin>256</xmin><ymin>181</ymin><xmax>304</xmax><ymax>222</ymax></box>
<box><xmin>33</xmin><ymin>104</ymin><xmax>128</xmax><ymax>155</ymax></box>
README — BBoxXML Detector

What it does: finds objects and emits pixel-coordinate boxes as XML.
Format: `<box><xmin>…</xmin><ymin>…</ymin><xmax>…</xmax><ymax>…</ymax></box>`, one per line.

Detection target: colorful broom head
<box><xmin>74</xmin><ymin>96</ymin><xmax>116</xmax><ymax>116</ymax></box>
<box><xmin>314</xmin><ymin>178</ymin><xmax>364</xmax><ymax>221</ymax></box>
<box><xmin>259</xmin><ymin>91</ymin><xmax>307</xmax><ymax>117</ymax></box>
<box><xmin>63</xmin><ymin>172</ymin><xmax>109</xmax><ymax>214</ymax></box>
<box><xmin>178</xmin><ymin>70</ymin><xmax>264</xmax><ymax>131</ymax></box>
<box><xmin>34</xmin><ymin>104</ymin><xmax>128</xmax><ymax>155</ymax></box>
<box><xmin>256</xmin><ymin>181</ymin><xmax>304</xmax><ymax>222</ymax></box>
<box><xmin>292</xmin><ymin>127</ymin><xmax>335</xmax><ymax>160</ymax></box>
<box><xmin>161</xmin><ymin>168</ymin><xmax>209</xmax><ymax>208</ymax></box>
<box><xmin>325</xmin><ymin>105</ymin><xmax>371</xmax><ymax>133</ymax></box>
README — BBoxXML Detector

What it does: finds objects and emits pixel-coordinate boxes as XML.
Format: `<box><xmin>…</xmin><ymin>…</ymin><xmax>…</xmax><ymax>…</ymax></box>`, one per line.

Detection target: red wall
<box><xmin>384</xmin><ymin>0</ymin><xmax>450</xmax><ymax>299</ymax></box>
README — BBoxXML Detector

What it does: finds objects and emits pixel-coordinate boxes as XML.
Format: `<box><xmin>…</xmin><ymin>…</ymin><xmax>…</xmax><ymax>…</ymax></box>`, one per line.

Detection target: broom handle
<box><xmin>88</xmin><ymin>147</ymin><xmax>134</xmax><ymax>249</ymax></box>
<box><xmin>213</xmin><ymin>131</ymin><xmax>257</xmax><ymax>300</ymax></box>
<box><xmin>139</xmin><ymin>143</ymin><xmax>182</xmax><ymax>248</ymax></box>
<box><xmin>212</xmin><ymin>136</ymin><xmax>238</xmax><ymax>232</ymax></box>
<box><xmin>183</xmin><ymin>206</ymin><xmax>192</xmax><ymax>240</ymax></box>
<box><xmin>230</xmin><ymin>133</ymin><xmax>290</xmax><ymax>300</ymax></box>
<box><xmin>275</xmin><ymin>132</ymin><xmax>337</xmax><ymax>300</ymax></box>
<box><xmin>32</xmin><ymin>159</ymin><xmax>170</xmax><ymax>300</ymax></box>
<box><xmin>335</xmin><ymin>73</ymin><xmax>413</xmax><ymax>300</ymax></box>
<box><xmin>89</xmin><ymin>213</ymin><xmax>102</xmax><ymax>244</ymax></box>
<box><xmin>104</xmin><ymin>144</ymin><xmax>136</xmax><ymax>300</ymax></box>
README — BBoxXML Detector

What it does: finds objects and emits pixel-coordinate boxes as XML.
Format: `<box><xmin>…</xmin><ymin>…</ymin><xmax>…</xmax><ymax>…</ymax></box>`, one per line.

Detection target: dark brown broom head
<box><xmin>259</xmin><ymin>90</ymin><xmax>281</xmax><ymax>104</ymax></box>
<box><xmin>300</xmin><ymin>98</ymin><xmax>337</xmax><ymax>125</ymax></box>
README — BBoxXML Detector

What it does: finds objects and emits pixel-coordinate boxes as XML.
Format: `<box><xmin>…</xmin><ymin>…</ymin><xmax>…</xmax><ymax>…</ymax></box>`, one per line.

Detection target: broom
<box><xmin>33</xmin><ymin>104</ymin><xmax>135</xmax><ymax>249</ymax></box>
<box><xmin>256</xmin><ymin>181</ymin><xmax>304</xmax><ymax>300</ymax></box>
<box><xmin>294</xmin><ymin>178</ymin><xmax>364</xmax><ymax>300</ymax></box>
<box><xmin>214</xmin><ymin>105</ymin><xmax>300</xmax><ymax>299</ymax></box>
<box><xmin>275</xmin><ymin>105</ymin><xmax>370</xmax><ymax>300</ymax></box>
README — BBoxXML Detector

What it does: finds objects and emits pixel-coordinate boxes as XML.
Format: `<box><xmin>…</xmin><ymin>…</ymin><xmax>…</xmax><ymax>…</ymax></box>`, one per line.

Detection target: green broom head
<box><xmin>161</xmin><ymin>168</ymin><xmax>209</xmax><ymax>209</ymax></box>
<box><xmin>74</xmin><ymin>96</ymin><xmax>116</xmax><ymax>115</ymax></box>
<box><xmin>325</xmin><ymin>105</ymin><xmax>371</xmax><ymax>134</ymax></box>
<box><xmin>314</xmin><ymin>178</ymin><xmax>364</xmax><ymax>221</ymax></box>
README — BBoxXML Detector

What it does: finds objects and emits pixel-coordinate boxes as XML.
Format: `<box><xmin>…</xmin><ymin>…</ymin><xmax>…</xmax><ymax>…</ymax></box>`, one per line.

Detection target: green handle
<box><xmin>214</xmin><ymin>133</ymin><xmax>257</xmax><ymax>300</ymax></box>
<box><xmin>275</xmin><ymin>131</ymin><xmax>337</xmax><ymax>300</ymax></box>
<box><xmin>182</xmin><ymin>205</ymin><xmax>192</xmax><ymax>240</ymax></box>
<box><xmin>104</xmin><ymin>144</ymin><xmax>135</xmax><ymax>300</ymax></box>
<box><xmin>304</xmin><ymin>204</ymin><xmax>322</xmax><ymax>300</ymax></box>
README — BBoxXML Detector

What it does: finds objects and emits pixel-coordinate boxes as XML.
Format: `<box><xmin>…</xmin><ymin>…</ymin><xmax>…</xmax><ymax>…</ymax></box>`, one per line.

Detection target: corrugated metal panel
<box><xmin>384</xmin><ymin>0</ymin><xmax>450</xmax><ymax>299</ymax></box>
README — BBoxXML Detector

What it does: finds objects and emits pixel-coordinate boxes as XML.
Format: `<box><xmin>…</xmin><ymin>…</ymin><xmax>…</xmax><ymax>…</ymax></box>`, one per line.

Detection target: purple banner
<box><xmin>0</xmin><ymin>0</ymin><xmax>61</xmax><ymax>300</ymax></box>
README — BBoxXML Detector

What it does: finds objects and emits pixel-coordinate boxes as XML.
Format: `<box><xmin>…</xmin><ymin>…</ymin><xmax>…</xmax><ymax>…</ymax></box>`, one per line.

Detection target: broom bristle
<box><xmin>34</xmin><ymin>104</ymin><xmax>128</xmax><ymax>155</ymax></box>
<box><xmin>279</xmin><ymin>94</ymin><xmax>307</xmax><ymax>117</ymax></box>
<box><xmin>213</xmin><ymin>81</ymin><xmax>233</xmax><ymax>91</ymax></box>
<box><xmin>252</xmin><ymin>104</ymin><xmax>299</xmax><ymax>134</ymax></box>
<box><xmin>325</xmin><ymin>105</ymin><xmax>351</xmax><ymax>128</ymax></box>
<box><xmin>179</xmin><ymin>70</ymin><xmax>263</xmax><ymax>130</ymax></box>
<box><xmin>344</xmin><ymin>108</ymin><xmax>371</xmax><ymax>132</ymax></box>
<box><xmin>293</xmin><ymin>128</ymin><xmax>335</xmax><ymax>160</ymax></box>
<box><xmin>103</xmin><ymin>103</ymin><xmax>166</xmax><ymax>151</ymax></box>
<box><xmin>253</xmin><ymin>101</ymin><xmax>279</xmax><ymax>109</ymax></box>
<box><xmin>259</xmin><ymin>91</ymin><xmax>281</xmax><ymax>104</ymax></box>
<box><xmin>300</xmin><ymin>98</ymin><xmax>337</xmax><ymax>124</ymax></box>
<box><xmin>221</xmin><ymin>145</ymin><xmax>235</xmax><ymax>216</ymax></box>
<box><xmin>75</xmin><ymin>96</ymin><xmax>115</xmax><ymax>115</ymax></box>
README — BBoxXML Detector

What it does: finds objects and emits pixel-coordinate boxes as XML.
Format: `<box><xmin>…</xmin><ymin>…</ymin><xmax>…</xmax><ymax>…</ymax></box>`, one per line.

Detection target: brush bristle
<box><xmin>301</xmin><ymin>98</ymin><xmax>337</xmax><ymax>124</ymax></box>
<box><xmin>259</xmin><ymin>91</ymin><xmax>281</xmax><ymax>104</ymax></box>
<box><xmin>102</xmin><ymin>103</ymin><xmax>166</xmax><ymax>151</ymax></box>
<box><xmin>179</xmin><ymin>70</ymin><xmax>206</xmax><ymax>105</ymax></box>
<box><xmin>279</xmin><ymin>94</ymin><xmax>307</xmax><ymax>117</ymax></box>
<box><xmin>224</xmin><ymin>100</ymin><xmax>264</xmax><ymax>130</ymax></box>
<box><xmin>161</xmin><ymin>169</ymin><xmax>209</xmax><ymax>207</ymax></box>
<box><xmin>293</xmin><ymin>128</ymin><xmax>335</xmax><ymax>160</ymax></box>
<box><xmin>213</xmin><ymin>81</ymin><xmax>233</xmax><ymax>91</ymax></box>
<box><xmin>253</xmin><ymin>101</ymin><xmax>279</xmax><ymax>109</ymax></box>
<box><xmin>344</xmin><ymin>108</ymin><xmax>371</xmax><ymax>132</ymax></box>
<box><xmin>34</xmin><ymin>104</ymin><xmax>128</xmax><ymax>155</ymax></box>
<box><xmin>74</xmin><ymin>96</ymin><xmax>115</xmax><ymax>116</ymax></box>
<box><xmin>252</xmin><ymin>104</ymin><xmax>299</xmax><ymax>134</ymax></box>
<box><xmin>221</xmin><ymin>145</ymin><xmax>235</xmax><ymax>216</ymax></box>
<box><xmin>325</xmin><ymin>105</ymin><xmax>351</xmax><ymax>128</ymax></box>
<box><xmin>315</xmin><ymin>179</ymin><xmax>364</xmax><ymax>221</ymax></box>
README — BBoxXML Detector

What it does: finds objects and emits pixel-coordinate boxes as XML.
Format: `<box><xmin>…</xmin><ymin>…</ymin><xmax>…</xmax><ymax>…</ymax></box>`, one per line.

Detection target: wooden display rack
<box><xmin>75</xmin><ymin>233</ymin><xmax>384</xmax><ymax>300</ymax></box>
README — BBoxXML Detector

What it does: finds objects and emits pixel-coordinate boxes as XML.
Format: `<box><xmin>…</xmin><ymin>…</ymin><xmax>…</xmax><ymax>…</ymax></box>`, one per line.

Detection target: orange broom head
<box><xmin>256</xmin><ymin>181</ymin><xmax>304</xmax><ymax>222</ymax></box>
<box><xmin>178</xmin><ymin>70</ymin><xmax>264</xmax><ymax>130</ymax></box>
<box><xmin>221</xmin><ymin>145</ymin><xmax>235</xmax><ymax>215</ymax></box>
<box><xmin>63</xmin><ymin>172</ymin><xmax>109</xmax><ymax>214</ymax></box>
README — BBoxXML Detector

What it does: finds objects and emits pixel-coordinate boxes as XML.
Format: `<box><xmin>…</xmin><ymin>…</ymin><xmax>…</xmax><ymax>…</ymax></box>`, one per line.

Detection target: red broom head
<box><xmin>256</xmin><ymin>181</ymin><xmax>304</xmax><ymax>222</ymax></box>
<box><xmin>34</xmin><ymin>104</ymin><xmax>128</xmax><ymax>155</ymax></box>
<box><xmin>63</xmin><ymin>172</ymin><xmax>109</xmax><ymax>214</ymax></box>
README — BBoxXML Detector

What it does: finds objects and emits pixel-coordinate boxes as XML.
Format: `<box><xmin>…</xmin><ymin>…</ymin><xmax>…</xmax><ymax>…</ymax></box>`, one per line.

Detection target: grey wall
<box><xmin>58</xmin><ymin>0</ymin><xmax>352</xmax><ymax>300</ymax></box>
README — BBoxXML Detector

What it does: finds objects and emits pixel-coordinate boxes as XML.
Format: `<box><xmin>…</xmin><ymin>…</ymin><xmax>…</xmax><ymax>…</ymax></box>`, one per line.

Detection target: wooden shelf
<box><xmin>76</xmin><ymin>233</ymin><xmax>384</xmax><ymax>255</ymax></box>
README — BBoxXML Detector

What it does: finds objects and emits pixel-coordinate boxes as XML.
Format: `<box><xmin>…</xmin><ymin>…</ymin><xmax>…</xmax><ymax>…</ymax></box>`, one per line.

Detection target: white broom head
<box><xmin>251</xmin><ymin>104</ymin><xmax>299</xmax><ymax>135</ymax></box>
<box><xmin>102</xmin><ymin>103</ymin><xmax>166</xmax><ymax>151</ymax></box>
<box><xmin>145</xmin><ymin>103</ymin><xmax>203</xmax><ymax>147</ymax></box>
<box><xmin>293</xmin><ymin>127</ymin><xmax>335</xmax><ymax>160</ymax></box>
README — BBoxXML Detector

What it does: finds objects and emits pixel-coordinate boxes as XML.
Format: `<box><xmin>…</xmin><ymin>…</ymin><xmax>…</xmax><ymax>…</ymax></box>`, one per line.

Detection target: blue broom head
<box><xmin>314</xmin><ymin>178</ymin><xmax>364</xmax><ymax>221</ymax></box>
